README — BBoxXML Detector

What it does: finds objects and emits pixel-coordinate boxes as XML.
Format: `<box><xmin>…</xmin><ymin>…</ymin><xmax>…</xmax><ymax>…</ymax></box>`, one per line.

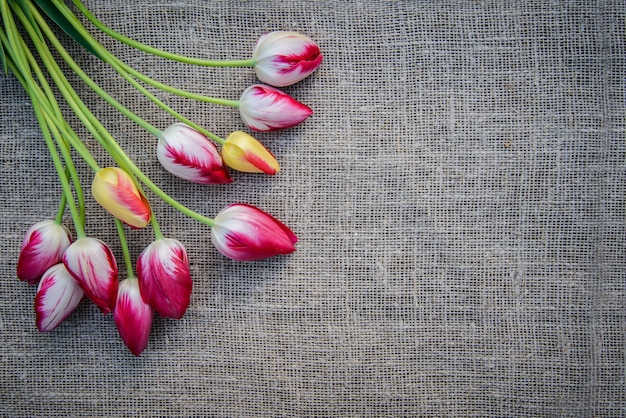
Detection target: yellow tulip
<box><xmin>221</xmin><ymin>131</ymin><xmax>280</xmax><ymax>175</ymax></box>
<box><xmin>91</xmin><ymin>167</ymin><xmax>151</xmax><ymax>228</ymax></box>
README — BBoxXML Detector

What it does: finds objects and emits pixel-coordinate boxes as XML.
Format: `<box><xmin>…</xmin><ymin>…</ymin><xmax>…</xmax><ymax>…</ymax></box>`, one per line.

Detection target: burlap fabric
<box><xmin>1</xmin><ymin>1</ymin><xmax>624</xmax><ymax>416</ymax></box>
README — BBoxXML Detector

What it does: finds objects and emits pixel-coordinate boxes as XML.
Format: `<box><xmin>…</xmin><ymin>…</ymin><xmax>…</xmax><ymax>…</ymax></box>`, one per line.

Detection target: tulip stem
<box><xmin>72</xmin><ymin>0</ymin><xmax>256</xmax><ymax>68</ymax></box>
<box><xmin>32</xmin><ymin>5</ymin><xmax>226</xmax><ymax>145</ymax></box>
<box><xmin>115</xmin><ymin>219</ymin><xmax>136</xmax><ymax>279</ymax></box>
<box><xmin>15</xmin><ymin>7</ymin><xmax>218</xmax><ymax>229</ymax></box>
<box><xmin>29</xmin><ymin>6</ymin><xmax>162</xmax><ymax>138</ymax></box>
<box><xmin>150</xmin><ymin>216</ymin><xmax>163</xmax><ymax>240</ymax></box>
<box><xmin>48</xmin><ymin>0</ymin><xmax>241</xmax><ymax>108</ymax></box>
<box><xmin>0</xmin><ymin>18</ymin><xmax>87</xmax><ymax>237</ymax></box>
<box><xmin>55</xmin><ymin>186</ymin><xmax>67</xmax><ymax>225</ymax></box>
<box><xmin>30</xmin><ymin>92</ymin><xmax>86</xmax><ymax>238</ymax></box>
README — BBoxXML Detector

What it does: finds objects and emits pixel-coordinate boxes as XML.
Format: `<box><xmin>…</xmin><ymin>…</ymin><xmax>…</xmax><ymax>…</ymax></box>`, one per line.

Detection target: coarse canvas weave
<box><xmin>1</xmin><ymin>0</ymin><xmax>624</xmax><ymax>416</ymax></box>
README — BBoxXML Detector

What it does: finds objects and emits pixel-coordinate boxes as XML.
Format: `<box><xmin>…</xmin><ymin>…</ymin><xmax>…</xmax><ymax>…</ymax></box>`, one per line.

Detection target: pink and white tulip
<box><xmin>63</xmin><ymin>237</ymin><xmax>118</xmax><ymax>314</ymax></box>
<box><xmin>211</xmin><ymin>203</ymin><xmax>298</xmax><ymax>261</ymax></box>
<box><xmin>136</xmin><ymin>238</ymin><xmax>192</xmax><ymax>319</ymax></box>
<box><xmin>35</xmin><ymin>263</ymin><xmax>84</xmax><ymax>332</ymax></box>
<box><xmin>239</xmin><ymin>84</ymin><xmax>313</xmax><ymax>132</ymax></box>
<box><xmin>17</xmin><ymin>220</ymin><xmax>72</xmax><ymax>285</ymax></box>
<box><xmin>157</xmin><ymin>123</ymin><xmax>232</xmax><ymax>185</ymax></box>
<box><xmin>92</xmin><ymin>167</ymin><xmax>152</xmax><ymax>229</ymax></box>
<box><xmin>252</xmin><ymin>31</ymin><xmax>323</xmax><ymax>87</ymax></box>
<box><xmin>221</xmin><ymin>131</ymin><xmax>280</xmax><ymax>175</ymax></box>
<box><xmin>114</xmin><ymin>277</ymin><xmax>153</xmax><ymax>356</ymax></box>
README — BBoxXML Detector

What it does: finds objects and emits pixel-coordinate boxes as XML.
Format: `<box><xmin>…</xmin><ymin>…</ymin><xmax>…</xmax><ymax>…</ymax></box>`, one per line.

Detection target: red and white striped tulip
<box><xmin>252</xmin><ymin>31</ymin><xmax>323</xmax><ymax>87</ymax></box>
<box><xmin>239</xmin><ymin>84</ymin><xmax>312</xmax><ymax>132</ymax></box>
<box><xmin>211</xmin><ymin>203</ymin><xmax>298</xmax><ymax>261</ymax></box>
<box><xmin>221</xmin><ymin>131</ymin><xmax>280</xmax><ymax>175</ymax></box>
<box><xmin>17</xmin><ymin>220</ymin><xmax>72</xmax><ymax>285</ymax></box>
<box><xmin>63</xmin><ymin>237</ymin><xmax>118</xmax><ymax>314</ymax></box>
<box><xmin>35</xmin><ymin>263</ymin><xmax>84</xmax><ymax>332</ymax></box>
<box><xmin>114</xmin><ymin>277</ymin><xmax>153</xmax><ymax>356</ymax></box>
<box><xmin>157</xmin><ymin>123</ymin><xmax>232</xmax><ymax>185</ymax></box>
<box><xmin>136</xmin><ymin>238</ymin><xmax>192</xmax><ymax>319</ymax></box>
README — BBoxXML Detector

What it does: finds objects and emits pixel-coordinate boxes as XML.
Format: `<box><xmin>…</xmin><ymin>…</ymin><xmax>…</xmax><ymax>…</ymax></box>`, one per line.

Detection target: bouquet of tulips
<box><xmin>2</xmin><ymin>0</ymin><xmax>322</xmax><ymax>355</ymax></box>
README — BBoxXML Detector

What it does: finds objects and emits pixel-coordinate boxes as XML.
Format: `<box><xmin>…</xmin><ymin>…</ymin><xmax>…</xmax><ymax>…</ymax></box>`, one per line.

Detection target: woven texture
<box><xmin>1</xmin><ymin>1</ymin><xmax>624</xmax><ymax>416</ymax></box>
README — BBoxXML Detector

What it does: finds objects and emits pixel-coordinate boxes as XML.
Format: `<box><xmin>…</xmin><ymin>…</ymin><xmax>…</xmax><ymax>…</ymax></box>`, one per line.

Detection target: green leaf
<box><xmin>31</xmin><ymin>0</ymin><xmax>102</xmax><ymax>59</ymax></box>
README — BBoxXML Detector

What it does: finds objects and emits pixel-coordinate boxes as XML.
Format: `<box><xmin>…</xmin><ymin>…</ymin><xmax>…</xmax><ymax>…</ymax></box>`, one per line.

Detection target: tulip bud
<box><xmin>157</xmin><ymin>123</ymin><xmax>232</xmax><ymax>184</ymax></box>
<box><xmin>92</xmin><ymin>167</ymin><xmax>151</xmax><ymax>229</ymax></box>
<box><xmin>17</xmin><ymin>220</ymin><xmax>72</xmax><ymax>285</ymax></box>
<box><xmin>221</xmin><ymin>131</ymin><xmax>280</xmax><ymax>175</ymax></box>
<box><xmin>252</xmin><ymin>31</ymin><xmax>323</xmax><ymax>87</ymax></box>
<box><xmin>35</xmin><ymin>264</ymin><xmax>84</xmax><ymax>332</ymax></box>
<box><xmin>239</xmin><ymin>84</ymin><xmax>312</xmax><ymax>132</ymax></box>
<box><xmin>211</xmin><ymin>203</ymin><xmax>298</xmax><ymax>261</ymax></box>
<box><xmin>63</xmin><ymin>237</ymin><xmax>118</xmax><ymax>314</ymax></box>
<box><xmin>114</xmin><ymin>277</ymin><xmax>153</xmax><ymax>356</ymax></box>
<box><xmin>136</xmin><ymin>238</ymin><xmax>192</xmax><ymax>319</ymax></box>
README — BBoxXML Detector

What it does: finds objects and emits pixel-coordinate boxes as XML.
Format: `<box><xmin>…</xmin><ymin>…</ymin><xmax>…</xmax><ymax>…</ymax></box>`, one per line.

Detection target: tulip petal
<box><xmin>239</xmin><ymin>84</ymin><xmax>313</xmax><ymax>132</ymax></box>
<box><xmin>17</xmin><ymin>220</ymin><xmax>72</xmax><ymax>285</ymax></box>
<box><xmin>92</xmin><ymin>168</ymin><xmax>151</xmax><ymax>229</ymax></box>
<box><xmin>158</xmin><ymin>123</ymin><xmax>232</xmax><ymax>185</ymax></box>
<box><xmin>211</xmin><ymin>203</ymin><xmax>298</xmax><ymax>261</ymax></box>
<box><xmin>63</xmin><ymin>237</ymin><xmax>118</xmax><ymax>314</ymax></box>
<box><xmin>222</xmin><ymin>131</ymin><xmax>280</xmax><ymax>175</ymax></box>
<box><xmin>253</xmin><ymin>31</ymin><xmax>323</xmax><ymax>87</ymax></box>
<box><xmin>114</xmin><ymin>277</ymin><xmax>153</xmax><ymax>356</ymax></box>
<box><xmin>35</xmin><ymin>264</ymin><xmax>84</xmax><ymax>332</ymax></box>
<box><xmin>137</xmin><ymin>238</ymin><xmax>192</xmax><ymax>319</ymax></box>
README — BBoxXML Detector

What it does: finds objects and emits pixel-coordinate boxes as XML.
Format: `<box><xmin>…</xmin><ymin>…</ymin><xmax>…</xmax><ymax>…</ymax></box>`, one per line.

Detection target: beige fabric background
<box><xmin>1</xmin><ymin>0</ymin><xmax>624</xmax><ymax>416</ymax></box>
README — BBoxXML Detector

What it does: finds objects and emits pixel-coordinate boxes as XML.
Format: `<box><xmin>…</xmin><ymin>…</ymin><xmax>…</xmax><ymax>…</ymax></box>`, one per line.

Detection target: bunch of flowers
<box><xmin>2</xmin><ymin>0</ymin><xmax>322</xmax><ymax>356</ymax></box>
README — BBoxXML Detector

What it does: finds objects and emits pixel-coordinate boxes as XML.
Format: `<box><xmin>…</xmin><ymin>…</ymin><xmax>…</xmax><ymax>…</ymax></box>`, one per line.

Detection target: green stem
<box><xmin>1</xmin><ymin>0</ymin><xmax>29</xmax><ymax>74</ymax></box>
<box><xmin>4</xmin><ymin>11</ymin><xmax>100</xmax><ymax>174</ymax></box>
<box><xmin>32</xmin><ymin>94</ymin><xmax>86</xmax><ymax>237</ymax></box>
<box><xmin>31</xmin><ymin>3</ymin><xmax>225</xmax><ymax>144</ymax></box>
<box><xmin>17</xmin><ymin>36</ymin><xmax>88</xmax><ymax>225</ymax></box>
<box><xmin>1</xmin><ymin>25</ymin><xmax>86</xmax><ymax>236</ymax></box>
<box><xmin>150</xmin><ymin>216</ymin><xmax>163</xmax><ymax>240</ymax></box>
<box><xmin>54</xmin><ymin>184</ymin><xmax>67</xmax><ymax>224</ymax></box>
<box><xmin>49</xmin><ymin>0</ymin><xmax>241</xmax><ymax>108</ymax></box>
<box><xmin>28</xmin><ymin>6</ymin><xmax>162</xmax><ymax>137</ymax></box>
<box><xmin>114</xmin><ymin>219</ymin><xmax>135</xmax><ymax>279</ymax></box>
<box><xmin>11</xmin><ymin>0</ymin><xmax>217</xmax><ymax>228</ymax></box>
<box><xmin>72</xmin><ymin>0</ymin><xmax>256</xmax><ymax>68</ymax></box>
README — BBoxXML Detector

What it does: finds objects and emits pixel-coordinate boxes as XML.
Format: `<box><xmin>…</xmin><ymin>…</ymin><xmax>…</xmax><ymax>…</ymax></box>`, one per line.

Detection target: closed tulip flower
<box><xmin>136</xmin><ymin>238</ymin><xmax>192</xmax><ymax>319</ymax></box>
<box><xmin>211</xmin><ymin>203</ymin><xmax>298</xmax><ymax>261</ymax></box>
<box><xmin>157</xmin><ymin>123</ymin><xmax>232</xmax><ymax>184</ymax></box>
<box><xmin>252</xmin><ymin>31</ymin><xmax>323</xmax><ymax>87</ymax></box>
<box><xmin>63</xmin><ymin>237</ymin><xmax>118</xmax><ymax>314</ymax></box>
<box><xmin>114</xmin><ymin>277</ymin><xmax>153</xmax><ymax>356</ymax></box>
<box><xmin>92</xmin><ymin>167</ymin><xmax>151</xmax><ymax>229</ymax></box>
<box><xmin>221</xmin><ymin>131</ymin><xmax>280</xmax><ymax>175</ymax></box>
<box><xmin>17</xmin><ymin>220</ymin><xmax>72</xmax><ymax>285</ymax></box>
<box><xmin>239</xmin><ymin>84</ymin><xmax>312</xmax><ymax>132</ymax></box>
<box><xmin>35</xmin><ymin>263</ymin><xmax>84</xmax><ymax>332</ymax></box>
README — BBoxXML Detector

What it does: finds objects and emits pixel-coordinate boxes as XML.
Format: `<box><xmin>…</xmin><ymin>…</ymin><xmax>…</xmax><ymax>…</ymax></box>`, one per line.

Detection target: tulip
<box><xmin>63</xmin><ymin>237</ymin><xmax>118</xmax><ymax>314</ymax></box>
<box><xmin>211</xmin><ymin>203</ymin><xmax>298</xmax><ymax>261</ymax></box>
<box><xmin>239</xmin><ymin>84</ymin><xmax>312</xmax><ymax>132</ymax></box>
<box><xmin>91</xmin><ymin>167</ymin><xmax>152</xmax><ymax>229</ymax></box>
<box><xmin>221</xmin><ymin>131</ymin><xmax>280</xmax><ymax>175</ymax></box>
<box><xmin>136</xmin><ymin>238</ymin><xmax>192</xmax><ymax>319</ymax></box>
<box><xmin>35</xmin><ymin>263</ymin><xmax>84</xmax><ymax>332</ymax></box>
<box><xmin>114</xmin><ymin>277</ymin><xmax>153</xmax><ymax>356</ymax></box>
<box><xmin>17</xmin><ymin>220</ymin><xmax>72</xmax><ymax>285</ymax></box>
<box><xmin>157</xmin><ymin>123</ymin><xmax>232</xmax><ymax>184</ymax></box>
<box><xmin>252</xmin><ymin>31</ymin><xmax>323</xmax><ymax>87</ymax></box>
